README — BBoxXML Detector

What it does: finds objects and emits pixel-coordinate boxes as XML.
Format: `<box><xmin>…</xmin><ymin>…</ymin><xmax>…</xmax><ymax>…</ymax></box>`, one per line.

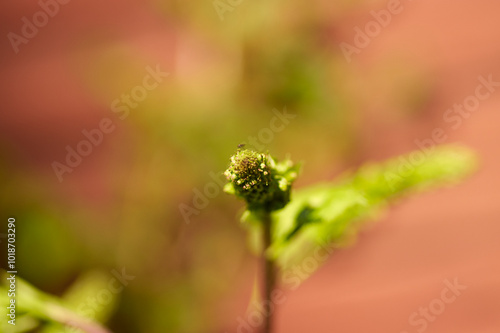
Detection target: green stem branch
<box><xmin>262</xmin><ymin>210</ymin><xmax>275</xmax><ymax>333</ymax></box>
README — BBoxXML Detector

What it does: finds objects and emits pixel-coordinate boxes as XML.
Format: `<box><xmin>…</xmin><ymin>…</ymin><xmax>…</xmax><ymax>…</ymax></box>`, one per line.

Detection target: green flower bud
<box><xmin>224</xmin><ymin>149</ymin><xmax>299</xmax><ymax>211</ymax></box>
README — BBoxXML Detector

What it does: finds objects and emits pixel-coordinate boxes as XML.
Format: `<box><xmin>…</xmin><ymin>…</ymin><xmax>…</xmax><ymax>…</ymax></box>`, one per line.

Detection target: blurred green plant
<box><xmin>1</xmin><ymin>271</ymin><xmax>116</xmax><ymax>333</ymax></box>
<box><xmin>224</xmin><ymin>144</ymin><xmax>476</xmax><ymax>333</ymax></box>
<box><xmin>0</xmin><ymin>144</ymin><xmax>476</xmax><ymax>333</ymax></box>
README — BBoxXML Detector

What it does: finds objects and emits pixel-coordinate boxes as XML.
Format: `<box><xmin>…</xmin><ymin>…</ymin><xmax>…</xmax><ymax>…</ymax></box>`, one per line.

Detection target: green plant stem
<box><xmin>49</xmin><ymin>305</ymin><xmax>112</xmax><ymax>333</ymax></box>
<box><xmin>262</xmin><ymin>210</ymin><xmax>276</xmax><ymax>333</ymax></box>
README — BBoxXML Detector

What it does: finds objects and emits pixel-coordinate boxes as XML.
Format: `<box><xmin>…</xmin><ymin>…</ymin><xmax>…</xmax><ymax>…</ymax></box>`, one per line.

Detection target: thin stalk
<box><xmin>49</xmin><ymin>305</ymin><xmax>112</xmax><ymax>333</ymax></box>
<box><xmin>262</xmin><ymin>210</ymin><xmax>275</xmax><ymax>333</ymax></box>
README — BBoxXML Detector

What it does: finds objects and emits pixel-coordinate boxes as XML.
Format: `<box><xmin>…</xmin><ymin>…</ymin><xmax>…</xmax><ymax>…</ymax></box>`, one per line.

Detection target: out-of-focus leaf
<box><xmin>268</xmin><ymin>145</ymin><xmax>477</xmax><ymax>272</ymax></box>
<box><xmin>0</xmin><ymin>271</ymin><xmax>111</xmax><ymax>333</ymax></box>
<box><xmin>41</xmin><ymin>271</ymin><xmax>118</xmax><ymax>333</ymax></box>
<box><xmin>61</xmin><ymin>271</ymin><xmax>118</xmax><ymax>323</ymax></box>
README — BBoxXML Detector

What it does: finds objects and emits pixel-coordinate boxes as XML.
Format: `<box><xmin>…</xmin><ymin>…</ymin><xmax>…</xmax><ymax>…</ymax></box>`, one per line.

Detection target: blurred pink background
<box><xmin>1</xmin><ymin>0</ymin><xmax>499</xmax><ymax>332</ymax></box>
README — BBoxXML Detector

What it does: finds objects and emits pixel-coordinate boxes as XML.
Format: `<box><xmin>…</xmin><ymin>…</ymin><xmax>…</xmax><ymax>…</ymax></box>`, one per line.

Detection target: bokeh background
<box><xmin>1</xmin><ymin>0</ymin><xmax>499</xmax><ymax>332</ymax></box>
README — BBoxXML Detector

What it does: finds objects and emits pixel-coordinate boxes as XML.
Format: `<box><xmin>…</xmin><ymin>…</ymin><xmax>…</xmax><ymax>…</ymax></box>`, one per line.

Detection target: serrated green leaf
<box><xmin>268</xmin><ymin>145</ymin><xmax>477</xmax><ymax>273</ymax></box>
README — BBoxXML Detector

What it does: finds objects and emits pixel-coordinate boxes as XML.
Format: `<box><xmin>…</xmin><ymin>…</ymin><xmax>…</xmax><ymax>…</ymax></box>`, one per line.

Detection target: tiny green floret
<box><xmin>224</xmin><ymin>149</ymin><xmax>298</xmax><ymax>211</ymax></box>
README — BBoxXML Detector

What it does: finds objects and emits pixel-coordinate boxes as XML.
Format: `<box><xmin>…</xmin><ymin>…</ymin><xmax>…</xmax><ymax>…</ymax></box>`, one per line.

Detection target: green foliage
<box><xmin>2</xmin><ymin>145</ymin><xmax>475</xmax><ymax>333</ymax></box>
<box><xmin>237</xmin><ymin>145</ymin><xmax>477</xmax><ymax>274</ymax></box>
<box><xmin>0</xmin><ymin>271</ymin><xmax>114</xmax><ymax>333</ymax></box>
